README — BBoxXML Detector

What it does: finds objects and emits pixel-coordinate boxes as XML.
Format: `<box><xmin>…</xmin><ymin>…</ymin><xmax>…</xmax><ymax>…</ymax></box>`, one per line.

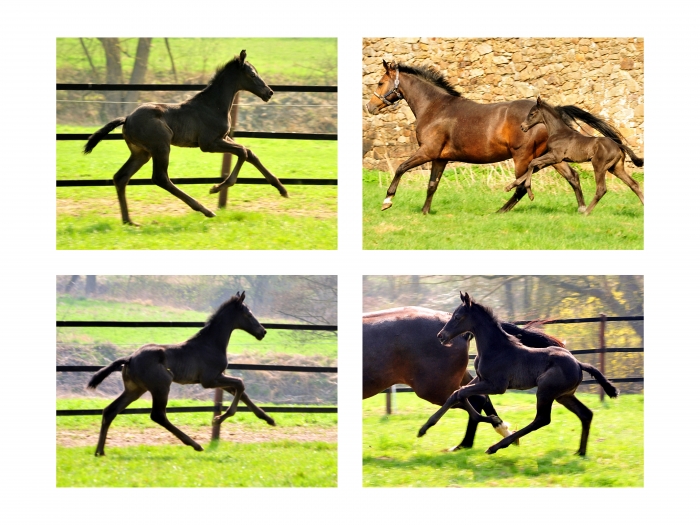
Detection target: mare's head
<box><xmin>366</xmin><ymin>60</ymin><xmax>403</xmax><ymax>114</ymax></box>
<box><xmin>437</xmin><ymin>291</ymin><xmax>478</xmax><ymax>345</ymax></box>
<box><xmin>222</xmin><ymin>50</ymin><xmax>274</xmax><ymax>102</ymax></box>
<box><xmin>227</xmin><ymin>291</ymin><xmax>267</xmax><ymax>340</ymax></box>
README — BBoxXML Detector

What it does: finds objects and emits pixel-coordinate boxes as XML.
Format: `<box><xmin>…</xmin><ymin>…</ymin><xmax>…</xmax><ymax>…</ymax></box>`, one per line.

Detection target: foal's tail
<box><xmin>579</xmin><ymin>362</ymin><xmax>620</xmax><ymax>398</ymax></box>
<box><xmin>83</xmin><ymin>117</ymin><xmax>126</xmax><ymax>154</ymax></box>
<box><xmin>620</xmin><ymin>143</ymin><xmax>644</xmax><ymax>167</ymax></box>
<box><xmin>87</xmin><ymin>357</ymin><xmax>130</xmax><ymax>389</ymax></box>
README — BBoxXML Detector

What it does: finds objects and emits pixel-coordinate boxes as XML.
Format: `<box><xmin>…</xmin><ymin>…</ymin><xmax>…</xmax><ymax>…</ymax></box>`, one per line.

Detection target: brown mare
<box><xmin>363</xmin><ymin>306</ymin><xmax>564</xmax><ymax>450</ymax></box>
<box><xmin>418</xmin><ymin>293</ymin><xmax>619</xmax><ymax>456</ymax></box>
<box><xmin>366</xmin><ymin>60</ymin><xmax>624</xmax><ymax>214</ymax></box>
<box><xmin>511</xmin><ymin>96</ymin><xmax>644</xmax><ymax>214</ymax></box>
<box><xmin>87</xmin><ymin>292</ymin><xmax>275</xmax><ymax>456</ymax></box>
<box><xmin>84</xmin><ymin>50</ymin><xmax>288</xmax><ymax>225</ymax></box>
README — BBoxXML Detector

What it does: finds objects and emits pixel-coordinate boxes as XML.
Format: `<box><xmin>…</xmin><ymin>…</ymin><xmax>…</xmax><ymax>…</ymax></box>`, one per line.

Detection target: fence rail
<box><xmin>57</xmin><ymin>319</ymin><xmax>338</xmax><ymax>419</ymax></box>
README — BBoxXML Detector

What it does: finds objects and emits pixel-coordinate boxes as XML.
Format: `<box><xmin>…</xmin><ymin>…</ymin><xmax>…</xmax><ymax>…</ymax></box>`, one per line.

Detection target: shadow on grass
<box><xmin>363</xmin><ymin>446</ymin><xmax>587</xmax><ymax>482</ymax></box>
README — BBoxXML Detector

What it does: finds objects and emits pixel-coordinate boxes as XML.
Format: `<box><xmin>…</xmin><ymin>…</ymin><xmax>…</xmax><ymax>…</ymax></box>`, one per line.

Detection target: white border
<box><xmin>1</xmin><ymin>0</ymin><xmax>699</xmax><ymax>522</ymax></box>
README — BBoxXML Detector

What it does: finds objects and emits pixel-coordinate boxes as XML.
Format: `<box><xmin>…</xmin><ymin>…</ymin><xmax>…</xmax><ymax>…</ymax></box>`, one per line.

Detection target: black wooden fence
<box><xmin>382</xmin><ymin>314</ymin><xmax>643</xmax><ymax>414</ymax></box>
<box><xmin>57</xmin><ymin>320</ymin><xmax>338</xmax><ymax>417</ymax></box>
<box><xmin>56</xmin><ymin>82</ymin><xmax>338</xmax><ymax>189</ymax></box>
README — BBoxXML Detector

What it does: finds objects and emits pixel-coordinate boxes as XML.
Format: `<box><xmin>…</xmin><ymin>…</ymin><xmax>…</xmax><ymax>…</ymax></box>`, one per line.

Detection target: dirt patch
<box><xmin>58</xmin><ymin>425</ymin><xmax>337</xmax><ymax>448</ymax></box>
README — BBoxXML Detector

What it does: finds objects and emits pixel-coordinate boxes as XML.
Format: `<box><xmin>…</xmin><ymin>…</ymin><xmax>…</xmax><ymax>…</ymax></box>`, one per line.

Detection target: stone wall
<box><xmin>362</xmin><ymin>38</ymin><xmax>644</xmax><ymax>172</ymax></box>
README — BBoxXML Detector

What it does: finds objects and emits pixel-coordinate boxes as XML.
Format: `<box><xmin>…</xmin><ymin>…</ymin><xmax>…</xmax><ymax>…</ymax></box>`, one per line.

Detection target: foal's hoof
<box><xmin>381</xmin><ymin>203</ymin><xmax>393</xmax><ymax>211</ymax></box>
<box><xmin>526</xmin><ymin>188</ymin><xmax>534</xmax><ymax>201</ymax></box>
<box><xmin>485</xmin><ymin>446</ymin><xmax>498</xmax><ymax>455</ymax></box>
<box><xmin>209</xmin><ymin>185</ymin><xmax>222</xmax><ymax>194</ymax></box>
<box><xmin>417</xmin><ymin>426</ymin><xmax>429</xmax><ymax>438</ymax></box>
<box><xmin>193</xmin><ymin>443</ymin><xmax>204</xmax><ymax>452</ymax></box>
<box><xmin>201</xmin><ymin>208</ymin><xmax>216</xmax><ymax>218</ymax></box>
<box><xmin>266</xmin><ymin>417</ymin><xmax>276</xmax><ymax>426</ymax></box>
<box><xmin>123</xmin><ymin>220</ymin><xmax>141</xmax><ymax>227</ymax></box>
<box><xmin>279</xmin><ymin>189</ymin><xmax>289</xmax><ymax>198</ymax></box>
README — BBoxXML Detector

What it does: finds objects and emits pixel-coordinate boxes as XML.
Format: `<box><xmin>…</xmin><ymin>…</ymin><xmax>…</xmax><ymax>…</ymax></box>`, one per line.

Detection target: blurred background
<box><xmin>56</xmin><ymin>275</ymin><xmax>337</xmax><ymax>404</ymax></box>
<box><xmin>56</xmin><ymin>38</ymin><xmax>337</xmax><ymax>134</ymax></box>
<box><xmin>363</xmin><ymin>275</ymin><xmax>643</xmax><ymax>394</ymax></box>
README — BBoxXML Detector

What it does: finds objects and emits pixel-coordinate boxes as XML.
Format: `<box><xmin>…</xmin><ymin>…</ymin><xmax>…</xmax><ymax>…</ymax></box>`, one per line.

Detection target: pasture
<box><xmin>363</xmin><ymin>392</ymin><xmax>643</xmax><ymax>487</ymax></box>
<box><xmin>56</xmin><ymin>296</ymin><xmax>337</xmax><ymax>358</ymax></box>
<box><xmin>56</xmin><ymin>129</ymin><xmax>337</xmax><ymax>249</ymax></box>
<box><xmin>363</xmin><ymin>166</ymin><xmax>643</xmax><ymax>250</ymax></box>
<box><xmin>57</xmin><ymin>398</ymin><xmax>337</xmax><ymax>487</ymax></box>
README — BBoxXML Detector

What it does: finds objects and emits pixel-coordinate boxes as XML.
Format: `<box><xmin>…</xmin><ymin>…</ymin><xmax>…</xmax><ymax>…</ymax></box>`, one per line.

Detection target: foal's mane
<box><xmin>397</xmin><ymin>63</ymin><xmax>462</xmax><ymax>97</ymax></box>
<box><xmin>471</xmin><ymin>300</ymin><xmax>524</xmax><ymax>345</ymax></box>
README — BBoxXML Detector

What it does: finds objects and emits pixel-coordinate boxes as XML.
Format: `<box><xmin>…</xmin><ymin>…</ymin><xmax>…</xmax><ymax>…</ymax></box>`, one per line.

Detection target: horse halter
<box><xmin>374</xmin><ymin>68</ymin><xmax>403</xmax><ymax>107</ymax></box>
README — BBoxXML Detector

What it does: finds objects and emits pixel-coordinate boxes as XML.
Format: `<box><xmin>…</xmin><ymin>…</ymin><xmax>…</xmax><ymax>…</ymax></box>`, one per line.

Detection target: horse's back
<box><xmin>363</xmin><ymin>307</ymin><xmax>469</xmax><ymax>401</ymax></box>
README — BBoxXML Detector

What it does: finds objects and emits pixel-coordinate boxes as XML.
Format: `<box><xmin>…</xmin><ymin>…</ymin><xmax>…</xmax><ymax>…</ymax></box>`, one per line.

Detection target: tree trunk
<box><xmin>125</xmin><ymin>38</ymin><xmax>152</xmax><ymax>104</ymax></box>
<box><xmin>98</xmin><ymin>38</ymin><xmax>124</xmax><ymax>118</ymax></box>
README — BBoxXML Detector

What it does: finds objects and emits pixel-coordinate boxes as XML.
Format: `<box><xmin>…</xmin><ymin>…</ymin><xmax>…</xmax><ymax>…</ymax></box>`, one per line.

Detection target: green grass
<box><xmin>363</xmin><ymin>167</ymin><xmax>643</xmax><ymax>250</ymax></box>
<box><xmin>57</xmin><ymin>296</ymin><xmax>337</xmax><ymax>358</ymax></box>
<box><xmin>56</xmin><ymin>127</ymin><xmax>337</xmax><ymax>249</ymax></box>
<box><xmin>57</xmin><ymin>398</ymin><xmax>337</xmax><ymax>487</ymax></box>
<box><xmin>57</xmin><ymin>441</ymin><xmax>336</xmax><ymax>487</ymax></box>
<box><xmin>57</xmin><ymin>38</ymin><xmax>338</xmax><ymax>85</ymax></box>
<box><xmin>363</xmin><ymin>392</ymin><xmax>643</xmax><ymax>487</ymax></box>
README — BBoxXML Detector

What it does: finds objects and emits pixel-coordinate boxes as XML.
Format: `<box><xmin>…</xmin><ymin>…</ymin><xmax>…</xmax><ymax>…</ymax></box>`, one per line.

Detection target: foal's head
<box><xmin>223</xmin><ymin>50</ymin><xmax>274</xmax><ymax>102</ymax></box>
<box><xmin>228</xmin><ymin>291</ymin><xmax>267</xmax><ymax>340</ymax></box>
<box><xmin>521</xmin><ymin>96</ymin><xmax>547</xmax><ymax>133</ymax></box>
<box><xmin>437</xmin><ymin>291</ymin><xmax>479</xmax><ymax>345</ymax></box>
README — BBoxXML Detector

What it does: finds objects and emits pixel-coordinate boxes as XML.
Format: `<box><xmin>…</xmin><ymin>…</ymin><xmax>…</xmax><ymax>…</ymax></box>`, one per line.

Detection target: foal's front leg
<box><xmin>418</xmin><ymin>379</ymin><xmax>505</xmax><ymax>438</ymax></box>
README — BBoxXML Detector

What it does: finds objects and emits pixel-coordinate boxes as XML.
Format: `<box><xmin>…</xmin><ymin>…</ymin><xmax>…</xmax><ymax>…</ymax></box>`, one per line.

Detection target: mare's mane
<box><xmin>397</xmin><ymin>63</ymin><xmax>462</xmax><ymax>97</ymax></box>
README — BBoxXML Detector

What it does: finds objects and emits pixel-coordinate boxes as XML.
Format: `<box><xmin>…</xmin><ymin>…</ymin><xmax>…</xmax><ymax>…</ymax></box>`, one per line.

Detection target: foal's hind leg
<box><xmin>151</xmin><ymin>145</ymin><xmax>216</xmax><ymax>219</ymax></box>
<box><xmin>95</xmin><ymin>384</ymin><xmax>146</xmax><ymax>456</ymax></box>
<box><xmin>149</xmin><ymin>384</ymin><xmax>203</xmax><ymax>451</ymax></box>
<box><xmin>113</xmin><ymin>145</ymin><xmax>151</xmax><ymax>226</ymax></box>
<box><xmin>485</xmin><ymin>391</ymin><xmax>555</xmax><ymax>454</ymax></box>
<box><xmin>556</xmin><ymin>394</ymin><xmax>593</xmax><ymax>456</ymax></box>
<box><xmin>610</xmin><ymin>158</ymin><xmax>644</xmax><ymax>206</ymax></box>
<box><xmin>583</xmin><ymin>162</ymin><xmax>609</xmax><ymax>215</ymax></box>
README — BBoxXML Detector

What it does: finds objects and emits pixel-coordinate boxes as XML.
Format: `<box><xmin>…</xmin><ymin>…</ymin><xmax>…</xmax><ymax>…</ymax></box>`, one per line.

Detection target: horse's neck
<box><xmin>202</xmin><ymin>70</ymin><xmax>239</xmax><ymax>115</ymax></box>
<box><xmin>471</xmin><ymin>311</ymin><xmax>509</xmax><ymax>359</ymax></box>
<box><xmin>400</xmin><ymin>75</ymin><xmax>455</xmax><ymax>119</ymax></box>
<box><xmin>542</xmin><ymin>108</ymin><xmax>570</xmax><ymax>137</ymax></box>
<box><xmin>194</xmin><ymin>308</ymin><xmax>236</xmax><ymax>352</ymax></box>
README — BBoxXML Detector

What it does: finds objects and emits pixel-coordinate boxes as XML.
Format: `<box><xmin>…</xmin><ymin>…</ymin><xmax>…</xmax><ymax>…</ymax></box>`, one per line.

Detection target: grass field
<box><xmin>57</xmin><ymin>399</ymin><xmax>337</xmax><ymax>487</ymax></box>
<box><xmin>363</xmin><ymin>392</ymin><xmax>643</xmax><ymax>487</ymax></box>
<box><xmin>363</xmin><ymin>167</ymin><xmax>643</xmax><ymax>250</ymax></box>
<box><xmin>57</xmin><ymin>296</ymin><xmax>337</xmax><ymax>358</ymax></box>
<box><xmin>56</xmin><ymin>127</ymin><xmax>337</xmax><ymax>249</ymax></box>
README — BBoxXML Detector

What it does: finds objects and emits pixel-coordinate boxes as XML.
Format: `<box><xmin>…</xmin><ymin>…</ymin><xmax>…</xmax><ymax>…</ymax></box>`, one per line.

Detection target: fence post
<box><xmin>599</xmin><ymin>313</ymin><xmax>606</xmax><ymax>401</ymax></box>
<box><xmin>218</xmin><ymin>92</ymin><xmax>241</xmax><ymax>209</ymax></box>
<box><xmin>211</xmin><ymin>388</ymin><xmax>223</xmax><ymax>440</ymax></box>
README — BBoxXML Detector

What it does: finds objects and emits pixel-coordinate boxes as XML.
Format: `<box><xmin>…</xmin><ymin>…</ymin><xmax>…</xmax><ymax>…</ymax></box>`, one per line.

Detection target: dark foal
<box><xmin>509</xmin><ymin>96</ymin><xmax>644</xmax><ymax>214</ymax></box>
<box><xmin>366</xmin><ymin>60</ymin><xmax>625</xmax><ymax>214</ymax></box>
<box><xmin>363</xmin><ymin>306</ymin><xmax>564</xmax><ymax>450</ymax></box>
<box><xmin>418</xmin><ymin>293</ymin><xmax>619</xmax><ymax>456</ymax></box>
<box><xmin>84</xmin><ymin>50</ymin><xmax>288</xmax><ymax>225</ymax></box>
<box><xmin>87</xmin><ymin>292</ymin><xmax>275</xmax><ymax>456</ymax></box>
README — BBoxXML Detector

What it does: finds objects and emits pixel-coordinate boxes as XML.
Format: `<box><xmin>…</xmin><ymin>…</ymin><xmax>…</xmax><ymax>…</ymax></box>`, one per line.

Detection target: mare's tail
<box><xmin>83</xmin><ymin>117</ymin><xmax>126</xmax><ymax>154</ymax></box>
<box><xmin>87</xmin><ymin>357</ymin><xmax>130</xmax><ymax>389</ymax></box>
<box><xmin>579</xmin><ymin>362</ymin><xmax>619</xmax><ymax>398</ymax></box>
<box><xmin>558</xmin><ymin>105</ymin><xmax>626</xmax><ymax>145</ymax></box>
<box><xmin>620</xmin><ymin>143</ymin><xmax>644</xmax><ymax>167</ymax></box>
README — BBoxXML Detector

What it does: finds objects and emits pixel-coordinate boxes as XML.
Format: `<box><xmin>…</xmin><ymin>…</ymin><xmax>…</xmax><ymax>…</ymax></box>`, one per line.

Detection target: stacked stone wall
<box><xmin>362</xmin><ymin>37</ymin><xmax>644</xmax><ymax>173</ymax></box>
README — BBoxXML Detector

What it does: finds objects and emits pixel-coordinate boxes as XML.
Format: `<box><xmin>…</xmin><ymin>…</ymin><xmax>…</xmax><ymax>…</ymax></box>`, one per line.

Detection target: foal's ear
<box><xmin>239</xmin><ymin>50</ymin><xmax>247</xmax><ymax>64</ymax></box>
<box><xmin>536</xmin><ymin>95</ymin><xmax>542</xmax><ymax>105</ymax></box>
<box><xmin>459</xmin><ymin>291</ymin><xmax>472</xmax><ymax>306</ymax></box>
<box><xmin>239</xmin><ymin>291</ymin><xmax>246</xmax><ymax>302</ymax></box>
